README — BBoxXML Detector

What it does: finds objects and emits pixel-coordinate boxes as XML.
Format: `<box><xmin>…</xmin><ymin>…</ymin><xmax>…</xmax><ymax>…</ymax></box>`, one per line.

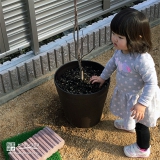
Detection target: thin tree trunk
<box><xmin>74</xmin><ymin>0</ymin><xmax>84</xmax><ymax>80</ymax></box>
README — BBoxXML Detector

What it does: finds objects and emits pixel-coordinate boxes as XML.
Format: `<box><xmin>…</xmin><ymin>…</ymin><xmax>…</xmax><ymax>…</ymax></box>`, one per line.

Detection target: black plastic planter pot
<box><xmin>54</xmin><ymin>60</ymin><xmax>110</xmax><ymax>128</ymax></box>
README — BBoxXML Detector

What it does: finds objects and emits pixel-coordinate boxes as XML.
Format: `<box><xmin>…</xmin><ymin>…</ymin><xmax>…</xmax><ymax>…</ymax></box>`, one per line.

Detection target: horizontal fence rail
<box><xmin>0</xmin><ymin>0</ymin><xmax>142</xmax><ymax>59</ymax></box>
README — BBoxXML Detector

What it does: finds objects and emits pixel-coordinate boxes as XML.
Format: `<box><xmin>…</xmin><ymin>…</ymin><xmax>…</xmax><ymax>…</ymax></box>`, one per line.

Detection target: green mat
<box><xmin>1</xmin><ymin>127</ymin><xmax>62</xmax><ymax>160</ymax></box>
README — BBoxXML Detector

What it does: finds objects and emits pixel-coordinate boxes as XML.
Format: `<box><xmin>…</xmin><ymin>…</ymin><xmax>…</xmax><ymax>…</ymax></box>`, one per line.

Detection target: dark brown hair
<box><xmin>110</xmin><ymin>8</ymin><xmax>152</xmax><ymax>53</ymax></box>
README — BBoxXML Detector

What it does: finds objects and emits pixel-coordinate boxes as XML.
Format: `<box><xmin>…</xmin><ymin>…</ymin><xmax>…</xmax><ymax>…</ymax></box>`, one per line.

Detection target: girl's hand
<box><xmin>90</xmin><ymin>76</ymin><xmax>105</xmax><ymax>87</ymax></box>
<box><xmin>131</xmin><ymin>103</ymin><xmax>146</xmax><ymax>121</ymax></box>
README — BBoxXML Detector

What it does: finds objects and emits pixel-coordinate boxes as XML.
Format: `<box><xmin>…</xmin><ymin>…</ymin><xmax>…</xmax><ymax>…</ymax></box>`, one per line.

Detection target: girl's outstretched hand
<box><xmin>90</xmin><ymin>76</ymin><xmax>105</xmax><ymax>87</ymax></box>
<box><xmin>131</xmin><ymin>103</ymin><xmax>146</xmax><ymax>121</ymax></box>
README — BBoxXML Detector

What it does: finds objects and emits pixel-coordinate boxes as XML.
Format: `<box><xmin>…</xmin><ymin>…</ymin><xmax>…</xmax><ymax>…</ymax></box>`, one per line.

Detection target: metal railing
<box><xmin>0</xmin><ymin>0</ymin><xmax>141</xmax><ymax>59</ymax></box>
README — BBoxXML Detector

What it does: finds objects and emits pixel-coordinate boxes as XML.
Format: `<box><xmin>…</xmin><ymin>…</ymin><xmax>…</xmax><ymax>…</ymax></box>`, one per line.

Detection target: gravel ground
<box><xmin>0</xmin><ymin>25</ymin><xmax>160</xmax><ymax>160</ymax></box>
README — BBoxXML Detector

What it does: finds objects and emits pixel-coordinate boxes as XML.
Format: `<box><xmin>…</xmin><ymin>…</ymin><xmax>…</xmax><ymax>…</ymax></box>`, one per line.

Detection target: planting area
<box><xmin>0</xmin><ymin>25</ymin><xmax>160</xmax><ymax>160</ymax></box>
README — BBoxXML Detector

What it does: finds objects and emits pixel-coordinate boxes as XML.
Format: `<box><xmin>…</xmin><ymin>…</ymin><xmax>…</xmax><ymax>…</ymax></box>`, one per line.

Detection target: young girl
<box><xmin>90</xmin><ymin>8</ymin><xmax>160</xmax><ymax>158</ymax></box>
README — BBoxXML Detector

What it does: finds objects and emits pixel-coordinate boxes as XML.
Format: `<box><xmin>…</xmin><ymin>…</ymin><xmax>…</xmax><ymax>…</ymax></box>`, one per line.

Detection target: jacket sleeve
<box><xmin>100</xmin><ymin>52</ymin><xmax>117</xmax><ymax>80</ymax></box>
<box><xmin>135</xmin><ymin>54</ymin><xmax>158</xmax><ymax>107</ymax></box>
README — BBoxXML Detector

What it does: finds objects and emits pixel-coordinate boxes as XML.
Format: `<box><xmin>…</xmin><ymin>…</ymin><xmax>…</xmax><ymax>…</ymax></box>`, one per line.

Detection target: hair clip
<box><xmin>139</xmin><ymin>35</ymin><xmax>142</xmax><ymax>38</ymax></box>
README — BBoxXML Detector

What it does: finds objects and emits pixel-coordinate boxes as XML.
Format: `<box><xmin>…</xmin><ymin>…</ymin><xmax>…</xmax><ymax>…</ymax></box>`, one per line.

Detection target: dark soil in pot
<box><xmin>55</xmin><ymin>65</ymin><xmax>109</xmax><ymax>94</ymax></box>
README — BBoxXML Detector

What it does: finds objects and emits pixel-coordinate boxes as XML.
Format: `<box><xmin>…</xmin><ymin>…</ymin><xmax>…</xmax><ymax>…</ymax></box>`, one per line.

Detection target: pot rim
<box><xmin>54</xmin><ymin>60</ymin><xmax>110</xmax><ymax>96</ymax></box>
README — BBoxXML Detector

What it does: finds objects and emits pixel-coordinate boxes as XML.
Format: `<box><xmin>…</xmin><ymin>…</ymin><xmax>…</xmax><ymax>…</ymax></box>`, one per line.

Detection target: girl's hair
<box><xmin>111</xmin><ymin>8</ymin><xmax>152</xmax><ymax>53</ymax></box>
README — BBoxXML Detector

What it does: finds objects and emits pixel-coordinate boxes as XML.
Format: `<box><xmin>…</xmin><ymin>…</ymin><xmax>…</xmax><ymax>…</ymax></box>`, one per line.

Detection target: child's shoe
<box><xmin>124</xmin><ymin>143</ymin><xmax>150</xmax><ymax>158</ymax></box>
<box><xmin>114</xmin><ymin>119</ymin><xmax>135</xmax><ymax>133</ymax></box>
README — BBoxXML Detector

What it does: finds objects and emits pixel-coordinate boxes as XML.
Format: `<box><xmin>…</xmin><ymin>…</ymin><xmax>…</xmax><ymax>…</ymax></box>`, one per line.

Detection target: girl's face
<box><xmin>111</xmin><ymin>32</ymin><xmax>128</xmax><ymax>53</ymax></box>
